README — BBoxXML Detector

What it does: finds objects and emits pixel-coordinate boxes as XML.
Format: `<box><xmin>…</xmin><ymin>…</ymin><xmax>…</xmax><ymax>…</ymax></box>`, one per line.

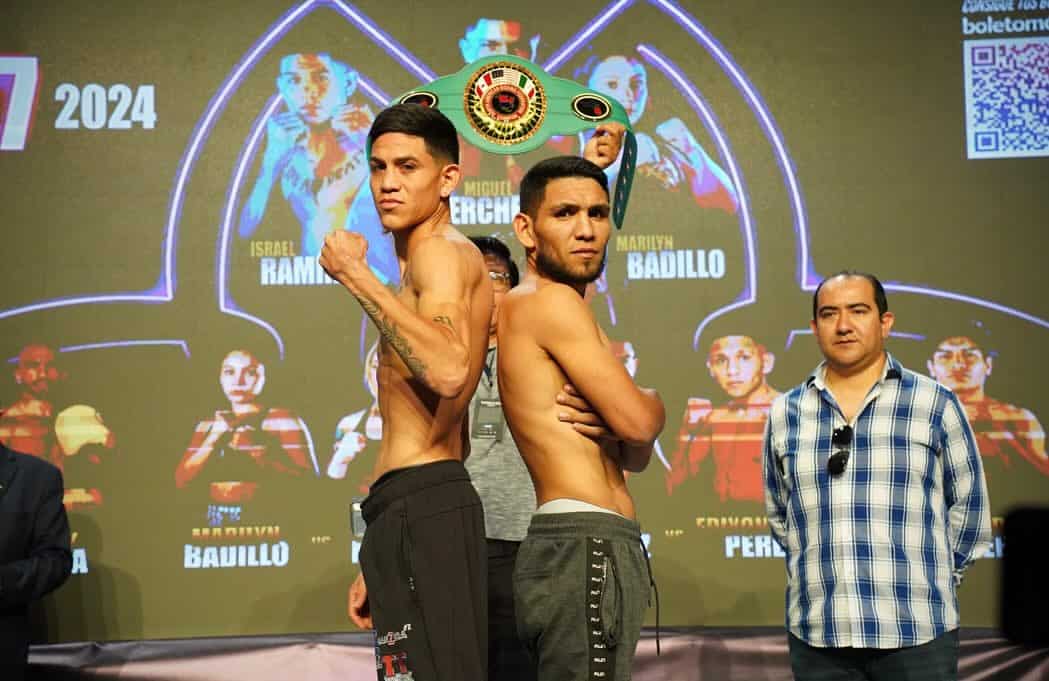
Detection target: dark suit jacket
<box><xmin>0</xmin><ymin>444</ymin><xmax>72</xmax><ymax>670</ymax></box>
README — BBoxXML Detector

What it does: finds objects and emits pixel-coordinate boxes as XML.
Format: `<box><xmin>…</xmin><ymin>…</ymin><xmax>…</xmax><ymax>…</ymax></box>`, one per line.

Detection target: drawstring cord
<box><xmin>640</xmin><ymin>537</ymin><xmax>660</xmax><ymax>655</ymax></box>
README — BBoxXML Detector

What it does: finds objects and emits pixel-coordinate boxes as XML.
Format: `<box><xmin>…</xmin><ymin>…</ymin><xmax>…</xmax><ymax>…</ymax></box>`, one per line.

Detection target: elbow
<box><xmin>620</xmin><ymin>422</ymin><xmax>661</xmax><ymax>448</ymax></box>
<box><xmin>645</xmin><ymin>408</ymin><xmax>667</xmax><ymax>444</ymax></box>
<box><xmin>622</xmin><ymin>453</ymin><xmax>651</xmax><ymax>475</ymax></box>
<box><xmin>619</xmin><ymin>402</ymin><xmax>666</xmax><ymax>446</ymax></box>
<box><xmin>431</xmin><ymin>356</ymin><xmax>470</xmax><ymax>400</ymax></box>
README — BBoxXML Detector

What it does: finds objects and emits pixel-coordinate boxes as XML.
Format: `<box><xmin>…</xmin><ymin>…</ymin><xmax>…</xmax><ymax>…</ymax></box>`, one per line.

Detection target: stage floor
<box><xmin>28</xmin><ymin>627</ymin><xmax>1049</xmax><ymax>680</ymax></box>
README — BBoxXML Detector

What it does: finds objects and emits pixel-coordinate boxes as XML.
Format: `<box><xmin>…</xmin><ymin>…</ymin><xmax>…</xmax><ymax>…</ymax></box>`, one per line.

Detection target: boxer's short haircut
<box><xmin>519</xmin><ymin>155</ymin><xmax>609</xmax><ymax>219</ymax></box>
<box><xmin>368</xmin><ymin>103</ymin><xmax>460</xmax><ymax>165</ymax></box>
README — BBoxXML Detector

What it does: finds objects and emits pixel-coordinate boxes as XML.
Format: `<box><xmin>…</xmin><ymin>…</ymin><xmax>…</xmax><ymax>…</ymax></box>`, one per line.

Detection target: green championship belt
<box><xmin>391</xmin><ymin>55</ymin><xmax>637</xmax><ymax>230</ymax></box>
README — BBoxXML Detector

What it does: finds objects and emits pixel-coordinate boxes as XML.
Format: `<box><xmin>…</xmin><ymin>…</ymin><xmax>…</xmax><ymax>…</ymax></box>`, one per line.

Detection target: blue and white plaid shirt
<box><xmin>763</xmin><ymin>353</ymin><xmax>991</xmax><ymax>649</ymax></box>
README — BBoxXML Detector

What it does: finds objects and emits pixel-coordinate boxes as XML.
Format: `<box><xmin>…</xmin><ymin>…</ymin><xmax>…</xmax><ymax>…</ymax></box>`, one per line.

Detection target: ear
<box><xmin>985</xmin><ymin>355</ymin><xmax>993</xmax><ymax>377</ymax></box>
<box><xmin>705</xmin><ymin>359</ymin><xmax>715</xmax><ymax>379</ymax></box>
<box><xmin>926</xmin><ymin>360</ymin><xmax>935</xmax><ymax>377</ymax></box>
<box><xmin>439</xmin><ymin>163</ymin><xmax>461</xmax><ymax>199</ymax></box>
<box><xmin>513</xmin><ymin>212</ymin><xmax>536</xmax><ymax>251</ymax></box>
<box><xmin>880</xmin><ymin>311</ymin><xmax>895</xmax><ymax>338</ymax></box>
<box><xmin>762</xmin><ymin>351</ymin><xmax>776</xmax><ymax>376</ymax></box>
<box><xmin>809</xmin><ymin>318</ymin><xmax>818</xmax><ymax>335</ymax></box>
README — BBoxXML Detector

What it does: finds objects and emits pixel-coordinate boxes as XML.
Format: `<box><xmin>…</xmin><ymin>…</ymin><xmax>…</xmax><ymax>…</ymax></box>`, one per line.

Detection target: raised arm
<box><xmin>583</xmin><ymin>123</ymin><xmax>626</xmax><ymax>170</ymax></box>
<box><xmin>535</xmin><ymin>284</ymin><xmax>664</xmax><ymax>455</ymax></box>
<box><xmin>321</xmin><ymin>231</ymin><xmax>481</xmax><ymax>399</ymax></box>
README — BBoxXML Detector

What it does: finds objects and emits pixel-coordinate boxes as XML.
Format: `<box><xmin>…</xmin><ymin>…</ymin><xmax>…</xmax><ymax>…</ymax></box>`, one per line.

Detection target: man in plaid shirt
<box><xmin>763</xmin><ymin>271</ymin><xmax>991</xmax><ymax>681</ymax></box>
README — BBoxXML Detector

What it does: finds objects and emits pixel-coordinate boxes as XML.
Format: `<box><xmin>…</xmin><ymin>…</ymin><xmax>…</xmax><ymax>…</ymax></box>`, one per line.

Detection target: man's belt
<box><xmin>389</xmin><ymin>55</ymin><xmax>637</xmax><ymax>230</ymax></box>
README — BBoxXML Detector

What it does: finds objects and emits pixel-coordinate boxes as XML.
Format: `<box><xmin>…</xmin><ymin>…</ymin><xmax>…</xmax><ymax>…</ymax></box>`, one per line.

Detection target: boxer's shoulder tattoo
<box><xmin>432</xmin><ymin>315</ymin><xmax>454</xmax><ymax>330</ymax></box>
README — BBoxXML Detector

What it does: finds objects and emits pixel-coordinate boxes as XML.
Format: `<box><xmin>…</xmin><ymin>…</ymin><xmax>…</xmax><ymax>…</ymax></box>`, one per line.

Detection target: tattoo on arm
<box><xmin>432</xmin><ymin>315</ymin><xmax>454</xmax><ymax>330</ymax></box>
<box><xmin>358</xmin><ymin>296</ymin><xmax>427</xmax><ymax>378</ymax></box>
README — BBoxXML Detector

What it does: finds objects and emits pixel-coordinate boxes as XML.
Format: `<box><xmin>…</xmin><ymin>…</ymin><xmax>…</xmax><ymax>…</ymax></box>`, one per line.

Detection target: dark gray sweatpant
<box><xmin>513</xmin><ymin>511</ymin><xmax>650</xmax><ymax>681</ymax></box>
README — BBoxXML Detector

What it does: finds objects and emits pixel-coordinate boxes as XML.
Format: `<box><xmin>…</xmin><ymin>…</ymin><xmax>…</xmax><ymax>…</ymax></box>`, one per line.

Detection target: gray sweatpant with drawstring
<box><xmin>513</xmin><ymin>512</ymin><xmax>651</xmax><ymax>681</ymax></box>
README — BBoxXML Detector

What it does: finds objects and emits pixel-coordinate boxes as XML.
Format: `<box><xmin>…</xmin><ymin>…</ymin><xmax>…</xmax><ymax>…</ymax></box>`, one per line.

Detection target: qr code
<box><xmin>963</xmin><ymin>37</ymin><xmax>1049</xmax><ymax>159</ymax></box>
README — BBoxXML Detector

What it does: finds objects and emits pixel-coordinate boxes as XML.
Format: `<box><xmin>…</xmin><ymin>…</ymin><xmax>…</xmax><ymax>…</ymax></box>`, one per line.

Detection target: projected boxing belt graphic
<box><xmin>390</xmin><ymin>55</ymin><xmax>638</xmax><ymax>230</ymax></box>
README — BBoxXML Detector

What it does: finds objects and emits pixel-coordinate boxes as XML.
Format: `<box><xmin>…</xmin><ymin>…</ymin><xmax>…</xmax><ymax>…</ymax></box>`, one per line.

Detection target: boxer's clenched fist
<box><xmin>320</xmin><ymin>229</ymin><xmax>370</xmax><ymax>285</ymax></box>
<box><xmin>583</xmin><ymin>122</ymin><xmax>626</xmax><ymax>170</ymax></box>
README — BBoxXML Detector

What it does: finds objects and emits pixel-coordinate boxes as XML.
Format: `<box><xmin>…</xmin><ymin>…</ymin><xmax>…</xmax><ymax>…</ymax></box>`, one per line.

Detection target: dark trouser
<box><xmin>487</xmin><ymin>538</ymin><xmax>538</xmax><ymax>681</ymax></box>
<box><xmin>360</xmin><ymin>460</ymin><xmax>487</xmax><ymax>681</ymax></box>
<box><xmin>788</xmin><ymin>629</ymin><xmax>960</xmax><ymax>681</ymax></box>
<box><xmin>3</xmin><ymin>662</ymin><xmax>24</xmax><ymax>681</ymax></box>
<box><xmin>514</xmin><ymin>512</ymin><xmax>650</xmax><ymax>681</ymax></box>
<box><xmin>1</xmin><ymin>624</ymin><xmax>27</xmax><ymax>681</ymax></box>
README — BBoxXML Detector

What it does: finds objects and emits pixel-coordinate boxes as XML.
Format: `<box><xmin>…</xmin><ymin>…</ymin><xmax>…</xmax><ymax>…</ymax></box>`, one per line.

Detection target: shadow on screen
<box><xmin>1000</xmin><ymin>506</ymin><xmax>1049</xmax><ymax>647</ymax></box>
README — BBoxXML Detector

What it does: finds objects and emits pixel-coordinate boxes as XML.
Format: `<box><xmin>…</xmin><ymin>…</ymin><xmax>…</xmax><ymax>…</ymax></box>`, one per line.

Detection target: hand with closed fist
<box><xmin>319</xmin><ymin>229</ymin><xmax>370</xmax><ymax>287</ymax></box>
<box><xmin>583</xmin><ymin>122</ymin><xmax>627</xmax><ymax>170</ymax></box>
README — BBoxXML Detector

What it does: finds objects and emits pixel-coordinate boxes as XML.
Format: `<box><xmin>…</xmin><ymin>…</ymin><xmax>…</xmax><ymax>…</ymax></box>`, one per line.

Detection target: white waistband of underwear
<box><xmin>535</xmin><ymin>498</ymin><xmax>625</xmax><ymax>518</ymax></box>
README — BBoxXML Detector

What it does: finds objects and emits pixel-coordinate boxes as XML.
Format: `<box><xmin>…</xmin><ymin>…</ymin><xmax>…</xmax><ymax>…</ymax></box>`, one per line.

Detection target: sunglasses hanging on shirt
<box><xmin>828</xmin><ymin>425</ymin><xmax>852</xmax><ymax>476</ymax></box>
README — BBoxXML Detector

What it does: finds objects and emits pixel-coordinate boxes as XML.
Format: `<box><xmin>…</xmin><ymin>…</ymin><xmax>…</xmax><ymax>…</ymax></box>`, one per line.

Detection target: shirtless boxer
<box><xmin>319</xmin><ymin>103</ymin><xmax>492</xmax><ymax>681</ymax></box>
<box><xmin>497</xmin><ymin>155</ymin><xmax>666</xmax><ymax>681</ymax></box>
<box><xmin>463</xmin><ymin>124</ymin><xmax>624</xmax><ymax>681</ymax></box>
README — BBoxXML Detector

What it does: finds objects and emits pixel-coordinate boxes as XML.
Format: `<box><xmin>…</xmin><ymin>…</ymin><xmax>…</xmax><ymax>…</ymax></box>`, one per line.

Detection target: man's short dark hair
<box><xmin>812</xmin><ymin>270</ymin><xmax>888</xmax><ymax>319</ymax></box>
<box><xmin>469</xmin><ymin>236</ymin><xmax>520</xmax><ymax>287</ymax></box>
<box><xmin>368</xmin><ymin>103</ymin><xmax>459</xmax><ymax>165</ymax></box>
<box><xmin>519</xmin><ymin>156</ymin><xmax>609</xmax><ymax>219</ymax></box>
